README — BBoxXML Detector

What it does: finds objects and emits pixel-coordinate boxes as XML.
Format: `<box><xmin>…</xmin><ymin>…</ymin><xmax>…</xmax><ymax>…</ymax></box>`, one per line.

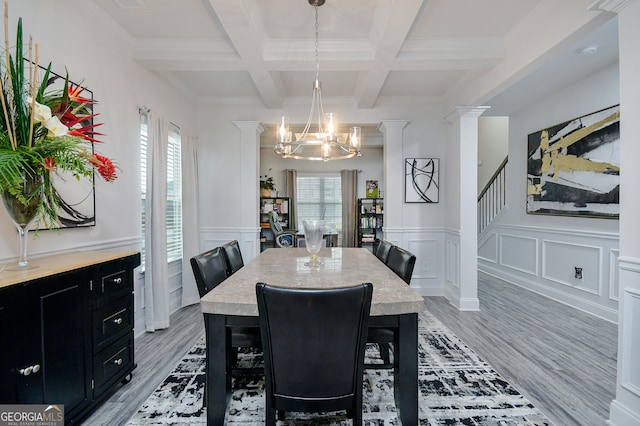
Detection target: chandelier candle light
<box><xmin>274</xmin><ymin>0</ymin><xmax>361</xmax><ymax>161</ymax></box>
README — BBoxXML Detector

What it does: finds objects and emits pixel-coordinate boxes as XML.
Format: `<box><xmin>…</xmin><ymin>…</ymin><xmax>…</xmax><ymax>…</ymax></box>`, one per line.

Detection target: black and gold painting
<box><xmin>527</xmin><ymin>105</ymin><xmax>620</xmax><ymax>218</ymax></box>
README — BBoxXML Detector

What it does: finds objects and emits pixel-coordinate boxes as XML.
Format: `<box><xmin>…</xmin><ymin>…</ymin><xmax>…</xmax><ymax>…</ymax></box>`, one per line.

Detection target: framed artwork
<box><xmin>366</xmin><ymin>180</ymin><xmax>379</xmax><ymax>198</ymax></box>
<box><xmin>35</xmin><ymin>63</ymin><xmax>96</xmax><ymax>230</ymax></box>
<box><xmin>405</xmin><ymin>158</ymin><xmax>439</xmax><ymax>203</ymax></box>
<box><xmin>526</xmin><ymin>105</ymin><xmax>620</xmax><ymax>218</ymax></box>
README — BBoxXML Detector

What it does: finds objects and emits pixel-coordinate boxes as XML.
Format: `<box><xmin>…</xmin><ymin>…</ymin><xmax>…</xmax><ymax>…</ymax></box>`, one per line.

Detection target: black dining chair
<box><xmin>373</xmin><ymin>239</ymin><xmax>394</xmax><ymax>263</ymax></box>
<box><xmin>386</xmin><ymin>245</ymin><xmax>416</xmax><ymax>284</ymax></box>
<box><xmin>190</xmin><ymin>247</ymin><xmax>262</xmax><ymax>405</ymax></box>
<box><xmin>367</xmin><ymin>245</ymin><xmax>417</xmax><ymax>368</ymax></box>
<box><xmin>256</xmin><ymin>282</ymin><xmax>373</xmax><ymax>425</ymax></box>
<box><xmin>220</xmin><ymin>239</ymin><xmax>244</xmax><ymax>275</ymax></box>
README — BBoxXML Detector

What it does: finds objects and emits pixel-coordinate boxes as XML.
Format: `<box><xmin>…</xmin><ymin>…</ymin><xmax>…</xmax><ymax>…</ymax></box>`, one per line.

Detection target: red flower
<box><xmin>89</xmin><ymin>154</ymin><xmax>118</xmax><ymax>182</ymax></box>
<box><xmin>43</xmin><ymin>157</ymin><xmax>56</xmax><ymax>171</ymax></box>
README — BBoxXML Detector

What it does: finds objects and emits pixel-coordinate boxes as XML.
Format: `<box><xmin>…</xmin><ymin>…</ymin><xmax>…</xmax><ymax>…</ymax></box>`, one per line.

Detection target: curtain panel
<box><xmin>181</xmin><ymin>131</ymin><xmax>200</xmax><ymax>307</ymax></box>
<box><xmin>341</xmin><ymin>170</ymin><xmax>358</xmax><ymax>247</ymax></box>
<box><xmin>284</xmin><ymin>169</ymin><xmax>298</xmax><ymax>230</ymax></box>
<box><xmin>144</xmin><ymin>111</ymin><xmax>170</xmax><ymax>332</ymax></box>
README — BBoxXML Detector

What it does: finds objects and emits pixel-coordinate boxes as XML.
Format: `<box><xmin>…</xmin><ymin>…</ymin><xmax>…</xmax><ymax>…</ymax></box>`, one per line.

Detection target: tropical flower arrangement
<box><xmin>0</xmin><ymin>12</ymin><xmax>117</xmax><ymax>230</ymax></box>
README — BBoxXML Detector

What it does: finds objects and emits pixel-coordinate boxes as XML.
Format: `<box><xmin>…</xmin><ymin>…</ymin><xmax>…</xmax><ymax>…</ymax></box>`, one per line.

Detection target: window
<box><xmin>296</xmin><ymin>173</ymin><xmax>342</xmax><ymax>232</ymax></box>
<box><xmin>166</xmin><ymin>125</ymin><xmax>183</xmax><ymax>262</ymax></box>
<box><xmin>140</xmin><ymin>118</ymin><xmax>183</xmax><ymax>266</ymax></box>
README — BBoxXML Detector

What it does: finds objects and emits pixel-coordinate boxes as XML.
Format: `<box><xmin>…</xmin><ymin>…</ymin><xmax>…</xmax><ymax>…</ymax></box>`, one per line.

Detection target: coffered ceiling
<box><xmin>91</xmin><ymin>0</ymin><xmax>618</xmax><ymax>114</ymax></box>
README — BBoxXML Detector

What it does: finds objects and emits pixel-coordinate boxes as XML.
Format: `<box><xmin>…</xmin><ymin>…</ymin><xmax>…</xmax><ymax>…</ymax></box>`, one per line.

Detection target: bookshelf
<box><xmin>260</xmin><ymin>197</ymin><xmax>290</xmax><ymax>251</ymax></box>
<box><xmin>357</xmin><ymin>198</ymin><xmax>383</xmax><ymax>251</ymax></box>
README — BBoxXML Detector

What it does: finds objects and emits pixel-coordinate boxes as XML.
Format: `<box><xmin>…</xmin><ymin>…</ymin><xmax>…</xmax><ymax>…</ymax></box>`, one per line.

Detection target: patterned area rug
<box><xmin>128</xmin><ymin>312</ymin><xmax>552</xmax><ymax>425</ymax></box>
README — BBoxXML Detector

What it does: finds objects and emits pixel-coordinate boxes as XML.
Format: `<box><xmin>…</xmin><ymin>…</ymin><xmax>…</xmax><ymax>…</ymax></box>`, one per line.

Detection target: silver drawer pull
<box><xmin>19</xmin><ymin>364</ymin><xmax>39</xmax><ymax>376</ymax></box>
<box><xmin>113</xmin><ymin>317</ymin><xmax>123</xmax><ymax>325</ymax></box>
<box><xmin>114</xmin><ymin>277</ymin><xmax>123</xmax><ymax>284</ymax></box>
<box><xmin>114</xmin><ymin>358</ymin><xmax>123</xmax><ymax>366</ymax></box>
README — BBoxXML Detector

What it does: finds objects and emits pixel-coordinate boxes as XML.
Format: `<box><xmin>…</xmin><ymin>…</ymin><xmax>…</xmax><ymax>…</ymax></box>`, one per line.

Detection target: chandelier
<box><xmin>274</xmin><ymin>0</ymin><xmax>361</xmax><ymax>161</ymax></box>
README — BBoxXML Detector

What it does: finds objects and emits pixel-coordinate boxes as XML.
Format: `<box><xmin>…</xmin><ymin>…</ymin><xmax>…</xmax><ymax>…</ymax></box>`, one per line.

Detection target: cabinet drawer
<box><xmin>93</xmin><ymin>334</ymin><xmax>134</xmax><ymax>397</ymax></box>
<box><xmin>93</xmin><ymin>296</ymin><xmax>133</xmax><ymax>351</ymax></box>
<box><xmin>93</xmin><ymin>259</ymin><xmax>132</xmax><ymax>306</ymax></box>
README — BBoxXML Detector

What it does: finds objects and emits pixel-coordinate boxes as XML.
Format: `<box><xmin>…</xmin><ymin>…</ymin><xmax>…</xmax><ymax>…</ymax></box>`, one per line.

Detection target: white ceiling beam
<box><xmin>206</xmin><ymin>0</ymin><xmax>285</xmax><ymax>108</ymax></box>
<box><xmin>355</xmin><ymin>0</ymin><xmax>425</xmax><ymax>108</ymax></box>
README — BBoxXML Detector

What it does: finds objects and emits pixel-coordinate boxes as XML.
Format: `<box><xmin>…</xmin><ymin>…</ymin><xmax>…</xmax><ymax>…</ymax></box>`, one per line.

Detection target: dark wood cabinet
<box><xmin>0</xmin><ymin>251</ymin><xmax>140</xmax><ymax>424</ymax></box>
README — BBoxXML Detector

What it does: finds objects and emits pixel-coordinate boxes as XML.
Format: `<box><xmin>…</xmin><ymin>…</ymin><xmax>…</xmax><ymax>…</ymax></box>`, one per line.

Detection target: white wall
<box><xmin>1</xmin><ymin>0</ymin><xmax>198</xmax><ymax>336</ymax></box>
<box><xmin>478</xmin><ymin>117</ymin><xmax>509</xmax><ymax>193</ymax></box>
<box><xmin>196</xmin><ymin>99</ymin><xmax>449</xmax><ymax>295</ymax></box>
<box><xmin>479</xmin><ymin>62</ymin><xmax>620</xmax><ymax>321</ymax></box>
<box><xmin>260</xmin><ymin>146</ymin><xmax>384</xmax><ymax>200</ymax></box>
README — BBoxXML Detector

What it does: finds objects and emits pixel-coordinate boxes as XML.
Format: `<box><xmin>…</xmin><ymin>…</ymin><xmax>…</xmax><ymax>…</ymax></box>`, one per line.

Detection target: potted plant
<box><xmin>260</xmin><ymin>170</ymin><xmax>275</xmax><ymax>197</ymax></box>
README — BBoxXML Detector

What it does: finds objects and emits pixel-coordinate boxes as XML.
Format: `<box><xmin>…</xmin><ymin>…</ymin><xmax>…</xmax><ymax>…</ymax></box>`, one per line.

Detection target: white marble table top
<box><xmin>200</xmin><ymin>247</ymin><xmax>424</xmax><ymax>317</ymax></box>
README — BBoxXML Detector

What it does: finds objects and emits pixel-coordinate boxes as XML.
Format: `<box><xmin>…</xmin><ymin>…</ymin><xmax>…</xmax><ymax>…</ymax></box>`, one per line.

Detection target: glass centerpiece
<box><xmin>302</xmin><ymin>220</ymin><xmax>325</xmax><ymax>267</ymax></box>
<box><xmin>0</xmin><ymin>10</ymin><xmax>118</xmax><ymax>270</ymax></box>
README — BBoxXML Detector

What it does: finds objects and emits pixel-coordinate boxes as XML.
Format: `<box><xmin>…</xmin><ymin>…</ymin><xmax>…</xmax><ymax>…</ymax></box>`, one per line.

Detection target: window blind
<box><xmin>296</xmin><ymin>174</ymin><xmax>342</xmax><ymax>232</ymax></box>
<box><xmin>140</xmin><ymin>118</ymin><xmax>183</xmax><ymax>266</ymax></box>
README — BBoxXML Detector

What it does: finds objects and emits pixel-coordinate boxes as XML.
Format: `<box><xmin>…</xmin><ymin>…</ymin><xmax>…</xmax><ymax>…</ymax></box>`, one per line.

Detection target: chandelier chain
<box><xmin>314</xmin><ymin>5</ymin><xmax>319</xmax><ymax>80</ymax></box>
<box><xmin>273</xmin><ymin>0</ymin><xmax>361</xmax><ymax>161</ymax></box>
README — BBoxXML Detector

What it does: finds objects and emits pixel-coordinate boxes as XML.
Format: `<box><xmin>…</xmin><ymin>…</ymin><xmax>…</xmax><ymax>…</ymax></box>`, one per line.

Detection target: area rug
<box><xmin>127</xmin><ymin>312</ymin><xmax>552</xmax><ymax>425</ymax></box>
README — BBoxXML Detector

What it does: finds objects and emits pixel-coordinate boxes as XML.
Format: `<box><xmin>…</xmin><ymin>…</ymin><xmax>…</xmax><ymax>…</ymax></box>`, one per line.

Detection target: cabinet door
<box><xmin>0</xmin><ymin>287</ymin><xmax>16</xmax><ymax>402</ymax></box>
<box><xmin>15</xmin><ymin>271</ymin><xmax>91</xmax><ymax>416</ymax></box>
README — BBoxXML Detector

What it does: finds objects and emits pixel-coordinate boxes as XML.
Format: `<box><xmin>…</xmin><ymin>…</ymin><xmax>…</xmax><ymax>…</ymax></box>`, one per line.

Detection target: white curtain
<box><xmin>144</xmin><ymin>111</ymin><xmax>170</xmax><ymax>332</ymax></box>
<box><xmin>181</xmin><ymin>131</ymin><xmax>200</xmax><ymax>307</ymax></box>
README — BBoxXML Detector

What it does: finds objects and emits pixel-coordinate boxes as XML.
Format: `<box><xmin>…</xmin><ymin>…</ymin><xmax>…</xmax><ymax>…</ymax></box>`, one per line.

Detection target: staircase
<box><xmin>478</xmin><ymin>157</ymin><xmax>507</xmax><ymax>234</ymax></box>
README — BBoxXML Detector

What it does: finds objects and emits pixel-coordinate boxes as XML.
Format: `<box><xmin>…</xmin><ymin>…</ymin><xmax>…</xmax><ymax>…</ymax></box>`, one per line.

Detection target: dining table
<box><xmin>200</xmin><ymin>247</ymin><xmax>425</xmax><ymax>425</ymax></box>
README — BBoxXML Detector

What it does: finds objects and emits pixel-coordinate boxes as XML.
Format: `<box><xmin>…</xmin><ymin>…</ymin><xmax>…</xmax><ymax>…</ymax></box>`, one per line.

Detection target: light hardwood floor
<box><xmin>82</xmin><ymin>272</ymin><xmax>617</xmax><ymax>426</ymax></box>
<box><xmin>423</xmin><ymin>272</ymin><xmax>618</xmax><ymax>426</ymax></box>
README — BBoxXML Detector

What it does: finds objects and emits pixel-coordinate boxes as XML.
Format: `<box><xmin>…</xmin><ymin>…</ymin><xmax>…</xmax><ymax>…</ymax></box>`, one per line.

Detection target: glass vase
<box><xmin>302</xmin><ymin>220</ymin><xmax>325</xmax><ymax>267</ymax></box>
<box><xmin>1</xmin><ymin>171</ymin><xmax>41</xmax><ymax>270</ymax></box>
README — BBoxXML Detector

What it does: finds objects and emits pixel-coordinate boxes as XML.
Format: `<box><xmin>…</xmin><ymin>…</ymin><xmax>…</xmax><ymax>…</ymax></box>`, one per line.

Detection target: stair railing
<box><xmin>478</xmin><ymin>157</ymin><xmax>508</xmax><ymax>234</ymax></box>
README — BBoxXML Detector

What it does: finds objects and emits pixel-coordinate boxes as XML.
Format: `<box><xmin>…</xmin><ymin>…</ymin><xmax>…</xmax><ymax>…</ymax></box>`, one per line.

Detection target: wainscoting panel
<box><xmin>500</xmin><ymin>234</ymin><xmax>537</xmax><ymax>276</ymax></box>
<box><xmin>408</xmin><ymin>238</ymin><xmax>439</xmax><ymax>279</ymax></box>
<box><xmin>609</xmin><ymin>249</ymin><xmax>620</xmax><ymax>302</ymax></box>
<box><xmin>446</xmin><ymin>239</ymin><xmax>460</xmax><ymax>289</ymax></box>
<box><xmin>478</xmin><ymin>223</ymin><xmax>619</xmax><ymax>322</ymax></box>
<box><xmin>542</xmin><ymin>240</ymin><xmax>602</xmax><ymax>296</ymax></box>
<box><xmin>478</xmin><ymin>232</ymin><xmax>498</xmax><ymax>263</ymax></box>
<box><xmin>609</xmin><ymin>257</ymin><xmax>640</xmax><ymax>425</ymax></box>
<box><xmin>385</xmin><ymin>227</ymin><xmax>446</xmax><ymax>296</ymax></box>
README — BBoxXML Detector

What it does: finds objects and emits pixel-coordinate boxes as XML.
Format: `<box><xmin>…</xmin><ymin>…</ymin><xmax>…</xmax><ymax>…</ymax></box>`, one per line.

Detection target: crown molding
<box><xmin>589</xmin><ymin>0</ymin><xmax>637</xmax><ymax>13</ymax></box>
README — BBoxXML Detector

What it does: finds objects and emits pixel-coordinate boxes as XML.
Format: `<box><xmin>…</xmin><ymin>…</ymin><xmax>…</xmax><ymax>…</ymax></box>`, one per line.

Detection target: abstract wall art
<box><xmin>35</xmin><ymin>64</ymin><xmax>96</xmax><ymax>230</ymax></box>
<box><xmin>405</xmin><ymin>158</ymin><xmax>439</xmax><ymax>203</ymax></box>
<box><xmin>526</xmin><ymin>105</ymin><xmax>620</xmax><ymax>218</ymax></box>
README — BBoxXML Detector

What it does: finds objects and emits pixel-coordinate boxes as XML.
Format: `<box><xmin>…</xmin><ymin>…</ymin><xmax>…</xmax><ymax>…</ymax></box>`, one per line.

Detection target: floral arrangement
<box><xmin>0</xmin><ymin>11</ymin><xmax>117</xmax><ymax>229</ymax></box>
<box><xmin>260</xmin><ymin>168</ymin><xmax>275</xmax><ymax>191</ymax></box>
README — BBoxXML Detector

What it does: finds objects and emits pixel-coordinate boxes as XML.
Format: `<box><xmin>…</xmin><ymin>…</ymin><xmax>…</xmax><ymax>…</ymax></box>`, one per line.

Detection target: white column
<box><xmin>594</xmin><ymin>1</ymin><xmax>640</xmax><ymax>424</ymax></box>
<box><xmin>445</xmin><ymin>107</ymin><xmax>489</xmax><ymax>311</ymax></box>
<box><xmin>378</xmin><ymin>121</ymin><xmax>409</xmax><ymax>244</ymax></box>
<box><xmin>233</xmin><ymin>121</ymin><xmax>265</xmax><ymax>261</ymax></box>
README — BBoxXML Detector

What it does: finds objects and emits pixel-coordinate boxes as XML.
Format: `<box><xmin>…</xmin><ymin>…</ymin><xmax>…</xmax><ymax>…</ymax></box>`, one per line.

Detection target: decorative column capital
<box><xmin>444</xmin><ymin>106</ymin><xmax>491</xmax><ymax>124</ymax></box>
<box><xmin>589</xmin><ymin>0</ymin><xmax>637</xmax><ymax>13</ymax></box>
<box><xmin>377</xmin><ymin>120</ymin><xmax>409</xmax><ymax>133</ymax></box>
<box><xmin>232</xmin><ymin>121</ymin><xmax>266</xmax><ymax>134</ymax></box>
